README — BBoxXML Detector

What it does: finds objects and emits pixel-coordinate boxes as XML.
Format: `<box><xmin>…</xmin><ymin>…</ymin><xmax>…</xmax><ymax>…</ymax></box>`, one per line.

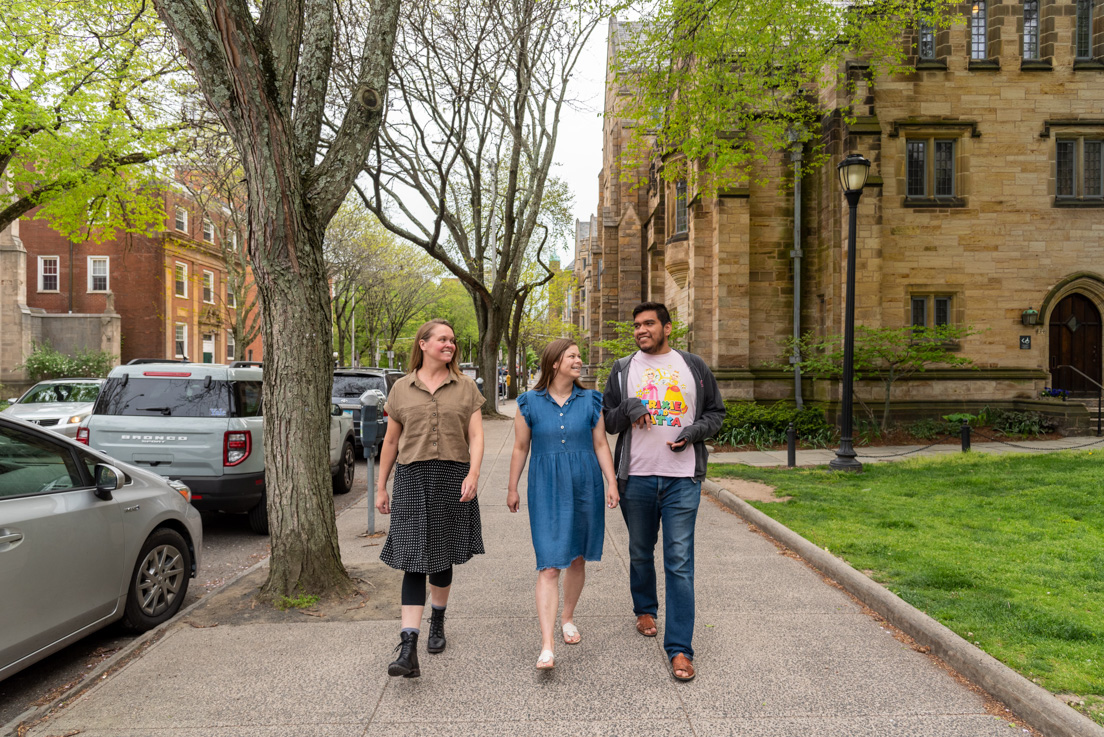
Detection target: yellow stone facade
<box><xmin>573</xmin><ymin>9</ymin><xmax>1104</xmax><ymax>423</ymax></box>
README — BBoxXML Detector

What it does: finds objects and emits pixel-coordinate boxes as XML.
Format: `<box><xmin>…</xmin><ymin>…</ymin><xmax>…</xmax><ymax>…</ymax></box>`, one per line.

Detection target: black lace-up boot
<box><xmin>427</xmin><ymin>608</ymin><xmax>447</xmax><ymax>653</ymax></box>
<box><xmin>387</xmin><ymin>631</ymin><xmax>420</xmax><ymax>678</ymax></box>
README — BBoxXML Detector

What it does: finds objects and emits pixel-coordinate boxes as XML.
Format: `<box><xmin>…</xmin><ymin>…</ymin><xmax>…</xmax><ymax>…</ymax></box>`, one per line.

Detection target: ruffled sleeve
<box><xmin>516</xmin><ymin>391</ymin><xmax>533</xmax><ymax>427</ymax></box>
<box><xmin>588</xmin><ymin>390</ymin><xmax>604</xmax><ymax>429</ymax></box>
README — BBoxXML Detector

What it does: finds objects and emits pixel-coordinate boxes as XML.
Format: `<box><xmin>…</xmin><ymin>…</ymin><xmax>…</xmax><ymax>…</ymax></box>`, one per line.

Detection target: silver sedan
<box><xmin>0</xmin><ymin>414</ymin><xmax>203</xmax><ymax>681</ymax></box>
<box><xmin>2</xmin><ymin>379</ymin><xmax>105</xmax><ymax>438</ymax></box>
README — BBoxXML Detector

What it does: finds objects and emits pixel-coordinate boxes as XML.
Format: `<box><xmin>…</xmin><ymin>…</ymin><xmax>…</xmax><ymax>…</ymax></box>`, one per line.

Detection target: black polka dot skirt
<box><xmin>380</xmin><ymin>460</ymin><xmax>485</xmax><ymax>574</ymax></box>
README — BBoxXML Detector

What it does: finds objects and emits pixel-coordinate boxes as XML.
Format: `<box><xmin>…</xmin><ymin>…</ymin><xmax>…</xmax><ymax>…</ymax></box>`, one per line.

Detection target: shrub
<box><xmin>20</xmin><ymin>343</ymin><xmax>117</xmax><ymax>382</ymax></box>
<box><xmin>713</xmin><ymin>401</ymin><xmax>833</xmax><ymax>450</ymax></box>
<box><xmin>907</xmin><ymin>418</ymin><xmax>947</xmax><ymax>440</ymax></box>
<box><xmin>987</xmin><ymin>408</ymin><xmax>1058</xmax><ymax>438</ymax></box>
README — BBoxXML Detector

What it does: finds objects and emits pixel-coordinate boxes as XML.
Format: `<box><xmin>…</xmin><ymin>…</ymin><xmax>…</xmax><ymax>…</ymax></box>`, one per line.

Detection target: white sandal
<box><xmin>561</xmin><ymin>622</ymin><xmax>581</xmax><ymax>645</ymax></box>
<box><xmin>536</xmin><ymin>649</ymin><xmax>555</xmax><ymax>670</ymax></box>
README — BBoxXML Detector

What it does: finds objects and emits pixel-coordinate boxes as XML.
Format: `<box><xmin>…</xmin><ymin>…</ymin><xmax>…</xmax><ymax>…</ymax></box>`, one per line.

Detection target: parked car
<box><xmin>0</xmin><ymin>414</ymin><xmax>202</xmax><ymax>681</ymax></box>
<box><xmin>332</xmin><ymin>368</ymin><xmax>394</xmax><ymax>457</ymax></box>
<box><xmin>80</xmin><ymin>362</ymin><xmax>355</xmax><ymax>535</ymax></box>
<box><xmin>2</xmin><ymin>379</ymin><xmax>105</xmax><ymax>438</ymax></box>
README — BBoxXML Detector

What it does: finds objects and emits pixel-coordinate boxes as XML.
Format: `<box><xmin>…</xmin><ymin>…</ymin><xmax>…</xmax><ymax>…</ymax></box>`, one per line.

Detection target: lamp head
<box><xmin>837</xmin><ymin>153</ymin><xmax>871</xmax><ymax>193</ymax></box>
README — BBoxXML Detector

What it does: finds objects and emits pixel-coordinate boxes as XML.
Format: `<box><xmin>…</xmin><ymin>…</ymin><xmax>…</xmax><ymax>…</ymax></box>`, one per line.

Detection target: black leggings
<box><xmin>401</xmin><ymin>567</ymin><xmax>454</xmax><ymax>607</ymax></box>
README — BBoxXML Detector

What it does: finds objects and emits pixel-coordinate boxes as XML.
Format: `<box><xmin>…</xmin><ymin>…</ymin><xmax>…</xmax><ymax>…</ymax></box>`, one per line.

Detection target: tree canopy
<box><xmin>614</xmin><ymin>0</ymin><xmax>958</xmax><ymax>192</ymax></box>
<box><xmin>0</xmin><ymin>0</ymin><xmax>183</xmax><ymax>238</ymax></box>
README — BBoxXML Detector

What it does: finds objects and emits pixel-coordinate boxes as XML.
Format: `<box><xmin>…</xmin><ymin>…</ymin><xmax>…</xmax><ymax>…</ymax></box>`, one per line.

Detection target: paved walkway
<box><xmin>24</xmin><ymin>401</ymin><xmax>1035</xmax><ymax>736</ymax></box>
<box><xmin>711</xmin><ymin>434</ymin><xmax>1104</xmax><ymax>467</ymax></box>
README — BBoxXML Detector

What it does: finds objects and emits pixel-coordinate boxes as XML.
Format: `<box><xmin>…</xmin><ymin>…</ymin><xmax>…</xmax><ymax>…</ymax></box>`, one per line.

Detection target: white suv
<box><xmin>79</xmin><ymin>362</ymin><xmax>355</xmax><ymax>534</ymax></box>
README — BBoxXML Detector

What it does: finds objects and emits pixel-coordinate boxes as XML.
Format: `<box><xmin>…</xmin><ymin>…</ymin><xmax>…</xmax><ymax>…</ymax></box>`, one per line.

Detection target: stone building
<box><xmin>2</xmin><ymin>185</ymin><xmax>262</xmax><ymax>391</ymax></box>
<box><xmin>577</xmin><ymin>7</ymin><xmax>1104</xmax><ymax>427</ymax></box>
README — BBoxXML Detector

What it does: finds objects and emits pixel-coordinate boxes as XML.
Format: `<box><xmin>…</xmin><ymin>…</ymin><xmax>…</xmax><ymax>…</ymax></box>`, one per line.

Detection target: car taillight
<box><xmin>76</xmin><ymin>427</ymin><xmax>90</xmax><ymax>445</ymax></box>
<box><xmin>383</xmin><ymin>410</ymin><xmax>388</xmax><ymax>417</ymax></box>
<box><xmin>224</xmin><ymin>430</ymin><xmax>251</xmax><ymax>466</ymax></box>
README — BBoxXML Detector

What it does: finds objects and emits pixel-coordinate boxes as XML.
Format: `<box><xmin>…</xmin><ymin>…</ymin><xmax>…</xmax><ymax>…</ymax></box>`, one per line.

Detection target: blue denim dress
<box><xmin>515</xmin><ymin>387</ymin><xmax>605</xmax><ymax>570</ymax></box>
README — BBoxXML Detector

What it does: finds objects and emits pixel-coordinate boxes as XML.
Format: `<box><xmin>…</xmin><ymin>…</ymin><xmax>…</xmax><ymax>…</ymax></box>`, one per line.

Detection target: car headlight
<box><xmin>67</xmin><ymin>413</ymin><xmax>89</xmax><ymax>424</ymax></box>
<box><xmin>167</xmin><ymin>479</ymin><xmax>192</xmax><ymax>503</ymax></box>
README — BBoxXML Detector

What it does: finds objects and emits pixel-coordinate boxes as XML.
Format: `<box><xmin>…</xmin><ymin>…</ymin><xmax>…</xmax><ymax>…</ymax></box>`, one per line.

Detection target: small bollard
<box><xmin>787</xmin><ymin>422</ymin><xmax>797</xmax><ymax>468</ymax></box>
<box><xmin>960</xmin><ymin>420</ymin><xmax>971</xmax><ymax>452</ymax></box>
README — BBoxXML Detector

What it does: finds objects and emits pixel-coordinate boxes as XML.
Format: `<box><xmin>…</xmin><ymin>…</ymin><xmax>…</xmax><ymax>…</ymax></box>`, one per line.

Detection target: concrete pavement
<box><xmin>19</xmin><ymin>402</ymin><xmax>1056</xmax><ymax>737</ymax></box>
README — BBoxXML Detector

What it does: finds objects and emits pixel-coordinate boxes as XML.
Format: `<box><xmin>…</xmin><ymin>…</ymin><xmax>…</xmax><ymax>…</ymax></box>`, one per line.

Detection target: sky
<box><xmin>549</xmin><ymin>23</ymin><xmax>611</xmax><ymax>258</ymax></box>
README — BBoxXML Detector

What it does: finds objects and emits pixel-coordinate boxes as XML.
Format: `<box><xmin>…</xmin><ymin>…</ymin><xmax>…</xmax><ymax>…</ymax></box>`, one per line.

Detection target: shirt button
<box><xmin>433</xmin><ymin>442</ymin><xmax>437</xmax><ymax>446</ymax></box>
<box><xmin>559</xmin><ymin>413</ymin><xmax>563</xmax><ymax>417</ymax></box>
<box><xmin>561</xmin><ymin>439</ymin><xmax>565</xmax><ymax>443</ymax></box>
<box><xmin>561</xmin><ymin>425</ymin><xmax>564</xmax><ymax>429</ymax></box>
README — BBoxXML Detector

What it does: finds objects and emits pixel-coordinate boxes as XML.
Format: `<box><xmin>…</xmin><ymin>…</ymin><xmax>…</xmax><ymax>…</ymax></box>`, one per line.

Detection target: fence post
<box><xmin>787</xmin><ymin>422</ymin><xmax>796</xmax><ymax>468</ymax></box>
<box><xmin>960</xmin><ymin>420</ymin><xmax>971</xmax><ymax>453</ymax></box>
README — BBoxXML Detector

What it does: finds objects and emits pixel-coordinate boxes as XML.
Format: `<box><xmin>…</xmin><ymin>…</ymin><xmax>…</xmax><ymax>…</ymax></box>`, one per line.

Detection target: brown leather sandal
<box><xmin>670</xmin><ymin>653</ymin><xmax>695</xmax><ymax>681</ymax></box>
<box><xmin>635</xmin><ymin>614</ymin><xmax>657</xmax><ymax>637</ymax></box>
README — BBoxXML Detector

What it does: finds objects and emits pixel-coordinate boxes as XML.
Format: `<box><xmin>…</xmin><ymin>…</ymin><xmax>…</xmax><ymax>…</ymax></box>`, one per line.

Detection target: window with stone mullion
<box><xmin>970</xmin><ymin>0</ymin><xmax>987</xmax><ymax>60</ymax></box>
<box><xmin>1023</xmin><ymin>0</ymin><xmax>1039</xmax><ymax>59</ymax></box>
<box><xmin>1076</xmin><ymin>0</ymin><xmax>1093</xmax><ymax>59</ymax></box>
<box><xmin>1085</xmin><ymin>141</ymin><xmax>1103</xmax><ymax>198</ymax></box>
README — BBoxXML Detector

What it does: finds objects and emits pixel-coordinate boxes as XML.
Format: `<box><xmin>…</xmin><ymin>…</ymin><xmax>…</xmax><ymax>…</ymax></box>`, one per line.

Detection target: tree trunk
<box><xmin>243</xmin><ymin>169</ymin><xmax>354</xmax><ymax>601</ymax></box>
<box><xmin>473</xmin><ymin>295</ymin><xmax>507</xmax><ymax>415</ymax></box>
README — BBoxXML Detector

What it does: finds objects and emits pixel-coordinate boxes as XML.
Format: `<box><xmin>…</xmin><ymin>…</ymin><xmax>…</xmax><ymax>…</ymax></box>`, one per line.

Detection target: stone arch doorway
<box><xmin>1048</xmin><ymin>293</ymin><xmax>1102</xmax><ymax>395</ymax></box>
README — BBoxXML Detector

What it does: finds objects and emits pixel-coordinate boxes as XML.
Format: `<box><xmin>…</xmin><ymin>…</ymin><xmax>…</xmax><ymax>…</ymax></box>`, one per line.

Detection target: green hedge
<box><xmin>20</xmin><ymin>344</ymin><xmax>116</xmax><ymax>382</ymax></box>
<box><xmin>713</xmin><ymin>401</ymin><xmax>833</xmax><ymax>449</ymax></box>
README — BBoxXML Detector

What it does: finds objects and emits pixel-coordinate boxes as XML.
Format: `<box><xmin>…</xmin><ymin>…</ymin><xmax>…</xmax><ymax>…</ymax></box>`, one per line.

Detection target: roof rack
<box><xmin>229</xmin><ymin>361</ymin><xmax>263</xmax><ymax>368</ymax></box>
<box><xmin>126</xmin><ymin>358</ymin><xmax>190</xmax><ymax>365</ymax></box>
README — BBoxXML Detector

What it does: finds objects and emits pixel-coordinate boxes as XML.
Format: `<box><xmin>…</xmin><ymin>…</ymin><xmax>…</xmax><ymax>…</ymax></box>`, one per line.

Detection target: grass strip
<box><xmin>710</xmin><ymin>451</ymin><xmax>1103</xmax><ymax>721</ymax></box>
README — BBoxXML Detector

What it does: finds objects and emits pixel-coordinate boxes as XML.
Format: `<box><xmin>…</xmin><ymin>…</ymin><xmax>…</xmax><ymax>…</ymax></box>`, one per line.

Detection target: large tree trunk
<box><xmin>473</xmin><ymin>295</ymin><xmax>507</xmax><ymax>415</ymax></box>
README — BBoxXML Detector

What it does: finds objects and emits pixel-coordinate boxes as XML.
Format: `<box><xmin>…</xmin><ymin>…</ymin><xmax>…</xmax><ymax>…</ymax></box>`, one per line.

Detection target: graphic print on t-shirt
<box><xmin>627</xmin><ymin>350</ymin><xmax>697</xmax><ymax>478</ymax></box>
<box><xmin>636</xmin><ymin>367</ymin><xmax>689</xmax><ymax>427</ymax></box>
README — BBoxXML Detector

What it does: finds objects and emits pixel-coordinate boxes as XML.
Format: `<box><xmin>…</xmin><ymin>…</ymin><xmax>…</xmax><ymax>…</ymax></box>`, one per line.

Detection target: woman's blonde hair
<box><xmin>408</xmin><ymin>319</ymin><xmax>461</xmax><ymax>376</ymax></box>
<box><xmin>533</xmin><ymin>338</ymin><xmax>584</xmax><ymax>392</ymax></box>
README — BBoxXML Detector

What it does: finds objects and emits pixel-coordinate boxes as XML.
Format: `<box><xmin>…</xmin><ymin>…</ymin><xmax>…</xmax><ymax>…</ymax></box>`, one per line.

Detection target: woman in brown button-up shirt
<box><xmin>374</xmin><ymin>319</ymin><xmax>485</xmax><ymax>678</ymax></box>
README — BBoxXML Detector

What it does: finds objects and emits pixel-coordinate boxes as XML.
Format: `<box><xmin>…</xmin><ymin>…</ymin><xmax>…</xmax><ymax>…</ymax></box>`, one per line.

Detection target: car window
<box><xmin>232</xmin><ymin>381</ymin><xmax>263</xmax><ymax>417</ymax></box>
<box><xmin>20</xmin><ymin>383</ymin><xmax>101</xmax><ymax>404</ymax></box>
<box><xmin>333</xmin><ymin>375</ymin><xmax>386</xmax><ymax>397</ymax></box>
<box><xmin>94</xmin><ymin>377</ymin><xmax>233</xmax><ymax>418</ymax></box>
<box><xmin>0</xmin><ymin>425</ymin><xmax>84</xmax><ymax>497</ymax></box>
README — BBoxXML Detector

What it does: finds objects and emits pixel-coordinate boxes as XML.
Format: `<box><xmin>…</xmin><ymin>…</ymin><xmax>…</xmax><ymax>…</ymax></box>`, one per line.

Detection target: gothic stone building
<box><xmin>574</xmin><ymin>7</ymin><xmax>1104</xmax><ymax>429</ymax></box>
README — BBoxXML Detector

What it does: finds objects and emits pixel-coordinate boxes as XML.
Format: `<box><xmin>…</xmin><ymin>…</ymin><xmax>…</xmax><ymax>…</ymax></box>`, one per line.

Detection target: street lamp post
<box><xmin>829</xmin><ymin>153</ymin><xmax>871</xmax><ymax>473</ymax></box>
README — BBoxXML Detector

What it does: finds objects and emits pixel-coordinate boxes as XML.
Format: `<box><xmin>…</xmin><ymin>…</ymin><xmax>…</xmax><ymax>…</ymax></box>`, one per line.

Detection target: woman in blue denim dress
<box><xmin>507</xmin><ymin>339</ymin><xmax>617</xmax><ymax>669</ymax></box>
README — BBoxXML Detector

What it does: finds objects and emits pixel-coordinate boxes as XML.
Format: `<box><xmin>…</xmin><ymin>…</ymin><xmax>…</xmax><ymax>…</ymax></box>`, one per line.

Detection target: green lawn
<box><xmin>710</xmin><ymin>451</ymin><xmax>1103</xmax><ymax>714</ymax></box>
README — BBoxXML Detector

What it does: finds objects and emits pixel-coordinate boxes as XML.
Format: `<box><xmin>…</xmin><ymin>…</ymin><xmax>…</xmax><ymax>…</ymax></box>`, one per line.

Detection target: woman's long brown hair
<box><xmin>532</xmin><ymin>338</ymin><xmax>584</xmax><ymax>392</ymax></box>
<box><xmin>408</xmin><ymin>319</ymin><xmax>461</xmax><ymax>376</ymax></box>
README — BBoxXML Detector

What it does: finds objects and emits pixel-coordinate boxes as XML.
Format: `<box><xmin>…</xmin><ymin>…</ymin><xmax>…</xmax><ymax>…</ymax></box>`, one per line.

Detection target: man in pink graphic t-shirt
<box><xmin>601</xmin><ymin>302</ymin><xmax>726</xmax><ymax>682</ymax></box>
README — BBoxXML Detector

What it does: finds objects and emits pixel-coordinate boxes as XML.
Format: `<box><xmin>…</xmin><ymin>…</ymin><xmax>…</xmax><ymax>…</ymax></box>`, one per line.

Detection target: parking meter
<box><xmin>476</xmin><ymin>377</ymin><xmax>485</xmax><ymax>395</ymax></box>
<box><xmin>357</xmin><ymin>388</ymin><xmax>386</xmax><ymax>460</ymax></box>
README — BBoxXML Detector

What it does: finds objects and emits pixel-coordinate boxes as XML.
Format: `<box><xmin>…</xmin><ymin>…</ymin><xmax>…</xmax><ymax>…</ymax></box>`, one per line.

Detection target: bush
<box><xmin>986</xmin><ymin>408</ymin><xmax>1059</xmax><ymax>438</ymax></box>
<box><xmin>907</xmin><ymin>418</ymin><xmax>947</xmax><ymax>440</ymax></box>
<box><xmin>20</xmin><ymin>343</ymin><xmax>117</xmax><ymax>382</ymax></box>
<box><xmin>713</xmin><ymin>401</ymin><xmax>833</xmax><ymax>450</ymax></box>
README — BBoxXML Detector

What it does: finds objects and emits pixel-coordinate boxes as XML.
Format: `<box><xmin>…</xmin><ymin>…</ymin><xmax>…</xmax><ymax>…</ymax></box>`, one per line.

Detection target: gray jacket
<box><xmin>601</xmin><ymin>349</ymin><xmax>726</xmax><ymax>490</ymax></box>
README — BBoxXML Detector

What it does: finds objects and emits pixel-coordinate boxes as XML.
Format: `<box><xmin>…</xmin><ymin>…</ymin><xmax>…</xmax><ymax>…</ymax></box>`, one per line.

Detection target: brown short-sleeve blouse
<box><xmin>384</xmin><ymin>372</ymin><xmax>485</xmax><ymax>464</ymax></box>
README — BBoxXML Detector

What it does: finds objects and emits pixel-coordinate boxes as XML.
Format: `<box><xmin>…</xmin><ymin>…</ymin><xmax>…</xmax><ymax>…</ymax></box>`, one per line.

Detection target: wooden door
<box><xmin>1049</xmin><ymin>293</ymin><xmax>1102</xmax><ymax>395</ymax></box>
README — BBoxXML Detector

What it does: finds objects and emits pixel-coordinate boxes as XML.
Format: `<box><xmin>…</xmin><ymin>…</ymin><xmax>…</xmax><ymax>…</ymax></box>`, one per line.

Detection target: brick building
<box><xmin>576</xmin><ymin>8</ymin><xmax>1104</xmax><ymax>427</ymax></box>
<box><xmin>15</xmin><ymin>186</ymin><xmax>262</xmax><ymax>368</ymax></box>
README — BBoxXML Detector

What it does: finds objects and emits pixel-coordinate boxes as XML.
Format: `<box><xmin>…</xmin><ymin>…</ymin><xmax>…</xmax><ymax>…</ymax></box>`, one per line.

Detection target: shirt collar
<box><xmin>411</xmin><ymin>372</ymin><xmax>458</xmax><ymax>393</ymax></box>
<box><xmin>535</xmin><ymin>385</ymin><xmax>585</xmax><ymax>403</ymax></box>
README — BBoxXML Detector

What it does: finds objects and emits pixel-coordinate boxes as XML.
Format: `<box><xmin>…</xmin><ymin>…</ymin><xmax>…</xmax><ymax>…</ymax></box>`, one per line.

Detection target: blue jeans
<box><xmin>620</xmin><ymin>475</ymin><xmax>701</xmax><ymax>660</ymax></box>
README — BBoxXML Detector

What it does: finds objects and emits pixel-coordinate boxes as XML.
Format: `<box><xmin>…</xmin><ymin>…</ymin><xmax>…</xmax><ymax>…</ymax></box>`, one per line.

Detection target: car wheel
<box><xmin>333</xmin><ymin>439</ymin><xmax>355</xmax><ymax>495</ymax></box>
<box><xmin>121</xmin><ymin>528</ymin><xmax>192</xmax><ymax>632</ymax></box>
<box><xmin>248</xmin><ymin>493</ymin><xmax>269</xmax><ymax>535</ymax></box>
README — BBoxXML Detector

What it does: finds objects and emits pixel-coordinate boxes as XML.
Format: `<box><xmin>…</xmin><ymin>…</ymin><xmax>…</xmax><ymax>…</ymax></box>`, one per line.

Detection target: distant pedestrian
<box><xmin>375</xmin><ymin>318</ymin><xmax>486</xmax><ymax>678</ymax></box>
<box><xmin>507</xmin><ymin>339</ymin><xmax>617</xmax><ymax>669</ymax></box>
<box><xmin>601</xmin><ymin>302</ymin><xmax>725</xmax><ymax>681</ymax></box>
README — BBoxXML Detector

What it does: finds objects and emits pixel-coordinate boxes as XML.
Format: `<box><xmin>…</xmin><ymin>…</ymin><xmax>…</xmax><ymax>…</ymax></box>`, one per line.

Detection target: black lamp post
<box><xmin>829</xmin><ymin>153</ymin><xmax>871</xmax><ymax>472</ymax></box>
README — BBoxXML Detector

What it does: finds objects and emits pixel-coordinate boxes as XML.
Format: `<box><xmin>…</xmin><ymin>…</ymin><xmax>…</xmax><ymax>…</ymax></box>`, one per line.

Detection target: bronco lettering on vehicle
<box><xmin>120</xmin><ymin>435</ymin><xmax>189</xmax><ymax>442</ymax></box>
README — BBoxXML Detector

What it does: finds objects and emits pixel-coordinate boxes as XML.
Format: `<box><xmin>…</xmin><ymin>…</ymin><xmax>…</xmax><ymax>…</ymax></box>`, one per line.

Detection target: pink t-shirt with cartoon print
<box><xmin>626</xmin><ymin>350</ymin><xmax>697</xmax><ymax>478</ymax></box>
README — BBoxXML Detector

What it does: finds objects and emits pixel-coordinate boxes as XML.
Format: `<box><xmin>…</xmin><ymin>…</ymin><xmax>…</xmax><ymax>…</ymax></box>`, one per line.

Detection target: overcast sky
<box><xmin>549</xmin><ymin>23</ymin><xmax>610</xmax><ymax>258</ymax></box>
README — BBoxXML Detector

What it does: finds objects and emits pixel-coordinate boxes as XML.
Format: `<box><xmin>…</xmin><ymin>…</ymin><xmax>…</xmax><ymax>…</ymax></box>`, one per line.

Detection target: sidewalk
<box><xmin>23</xmin><ymin>401</ymin><xmax>1030</xmax><ymax>736</ymax></box>
<box><xmin>710</xmin><ymin>434</ymin><xmax>1104</xmax><ymax>467</ymax></box>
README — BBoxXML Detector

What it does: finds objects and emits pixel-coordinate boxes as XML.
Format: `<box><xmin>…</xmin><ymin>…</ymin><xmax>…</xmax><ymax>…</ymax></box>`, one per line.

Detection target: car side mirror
<box><xmin>94</xmin><ymin>463</ymin><xmax>122</xmax><ymax>501</ymax></box>
<box><xmin>6</xmin><ymin>397</ymin><xmax>17</xmax><ymax>403</ymax></box>
<box><xmin>331</xmin><ymin>404</ymin><xmax>343</xmax><ymax>417</ymax></box>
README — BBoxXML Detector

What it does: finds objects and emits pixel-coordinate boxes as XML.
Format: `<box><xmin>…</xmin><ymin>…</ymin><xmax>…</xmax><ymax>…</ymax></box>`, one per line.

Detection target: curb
<box><xmin>703</xmin><ymin>479</ymin><xmax>1104</xmax><ymax>737</ymax></box>
<box><xmin>4</xmin><ymin>552</ymin><xmax>272</xmax><ymax>737</ymax></box>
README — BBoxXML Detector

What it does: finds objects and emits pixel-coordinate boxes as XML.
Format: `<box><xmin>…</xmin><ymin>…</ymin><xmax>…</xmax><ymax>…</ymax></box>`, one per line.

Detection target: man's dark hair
<box><xmin>632</xmin><ymin>301</ymin><xmax>672</xmax><ymax>326</ymax></box>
